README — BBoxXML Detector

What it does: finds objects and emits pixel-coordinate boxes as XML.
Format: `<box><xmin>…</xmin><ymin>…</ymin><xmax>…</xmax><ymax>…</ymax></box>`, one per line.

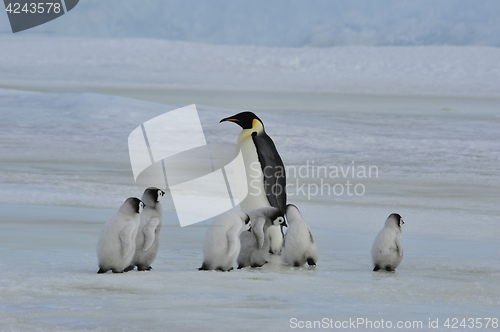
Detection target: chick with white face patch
<box><xmin>371</xmin><ymin>213</ymin><xmax>405</xmax><ymax>272</ymax></box>
<box><xmin>281</xmin><ymin>204</ymin><xmax>318</xmax><ymax>267</ymax></box>
<box><xmin>96</xmin><ymin>197</ymin><xmax>144</xmax><ymax>274</ymax></box>
<box><xmin>220</xmin><ymin>112</ymin><xmax>287</xmax><ymax>255</ymax></box>
<box><xmin>125</xmin><ymin>188</ymin><xmax>164</xmax><ymax>272</ymax></box>
<box><xmin>199</xmin><ymin>210</ymin><xmax>251</xmax><ymax>272</ymax></box>
<box><xmin>237</xmin><ymin>207</ymin><xmax>285</xmax><ymax>269</ymax></box>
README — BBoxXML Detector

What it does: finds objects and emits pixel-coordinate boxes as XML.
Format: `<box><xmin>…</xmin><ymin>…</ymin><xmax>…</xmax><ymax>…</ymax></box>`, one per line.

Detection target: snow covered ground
<box><xmin>0</xmin><ymin>37</ymin><xmax>499</xmax><ymax>331</ymax></box>
<box><xmin>1</xmin><ymin>37</ymin><xmax>500</xmax><ymax>97</ymax></box>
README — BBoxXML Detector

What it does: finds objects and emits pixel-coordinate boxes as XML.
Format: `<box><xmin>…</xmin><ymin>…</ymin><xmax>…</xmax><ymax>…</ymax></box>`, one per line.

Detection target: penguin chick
<box><xmin>199</xmin><ymin>210</ymin><xmax>251</xmax><ymax>272</ymax></box>
<box><xmin>371</xmin><ymin>213</ymin><xmax>404</xmax><ymax>272</ymax></box>
<box><xmin>97</xmin><ymin>197</ymin><xmax>144</xmax><ymax>274</ymax></box>
<box><xmin>237</xmin><ymin>207</ymin><xmax>285</xmax><ymax>269</ymax></box>
<box><xmin>125</xmin><ymin>188</ymin><xmax>164</xmax><ymax>272</ymax></box>
<box><xmin>281</xmin><ymin>204</ymin><xmax>318</xmax><ymax>267</ymax></box>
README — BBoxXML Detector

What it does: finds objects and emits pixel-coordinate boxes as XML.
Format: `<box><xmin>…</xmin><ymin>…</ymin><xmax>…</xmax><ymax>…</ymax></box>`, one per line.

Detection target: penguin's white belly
<box><xmin>97</xmin><ymin>216</ymin><xmax>139</xmax><ymax>271</ymax></box>
<box><xmin>282</xmin><ymin>223</ymin><xmax>318</xmax><ymax>266</ymax></box>
<box><xmin>202</xmin><ymin>215</ymin><xmax>242</xmax><ymax>271</ymax></box>
<box><xmin>267</xmin><ymin>225</ymin><xmax>283</xmax><ymax>253</ymax></box>
<box><xmin>237</xmin><ymin>137</ymin><xmax>271</xmax><ymax>212</ymax></box>
<box><xmin>371</xmin><ymin>229</ymin><xmax>403</xmax><ymax>268</ymax></box>
<box><xmin>203</xmin><ymin>234</ymin><xmax>234</xmax><ymax>270</ymax></box>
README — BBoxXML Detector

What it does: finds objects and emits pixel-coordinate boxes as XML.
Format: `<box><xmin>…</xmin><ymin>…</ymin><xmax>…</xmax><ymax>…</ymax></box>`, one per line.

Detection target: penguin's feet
<box><xmin>97</xmin><ymin>268</ymin><xmax>108</xmax><ymax>274</ymax></box>
<box><xmin>111</xmin><ymin>269</ymin><xmax>124</xmax><ymax>273</ymax></box>
<box><xmin>385</xmin><ymin>265</ymin><xmax>394</xmax><ymax>272</ymax></box>
<box><xmin>137</xmin><ymin>265</ymin><xmax>152</xmax><ymax>271</ymax></box>
<box><xmin>228</xmin><ymin>267</ymin><xmax>234</xmax><ymax>271</ymax></box>
<box><xmin>373</xmin><ymin>265</ymin><xmax>381</xmax><ymax>272</ymax></box>
<box><xmin>293</xmin><ymin>261</ymin><xmax>301</xmax><ymax>267</ymax></box>
<box><xmin>306</xmin><ymin>258</ymin><xmax>316</xmax><ymax>266</ymax></box>
<box><xmin>198</xmin><ymin>262</ymin><xmax>210</xmax><ymax>271</ymax></box>
<box><xmin>251</xmin><ymin>263</ymin><xmax>264</xmax><ymax>268</ymax></box>
<box><xmin>123</xmin><ymin>265</ymin><xmax>135</xmax><ymax>272</ymax></box>
<box><xmin>237</xmin><ymin>265</ymin><xmax>245</xmax><ymax>269</ymax></box>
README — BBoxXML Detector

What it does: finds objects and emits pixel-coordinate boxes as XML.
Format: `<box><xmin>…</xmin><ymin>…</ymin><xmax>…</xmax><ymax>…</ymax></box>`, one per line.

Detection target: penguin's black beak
<box><xmin>219</xmin><ymin>116</ymin><xmax>239</xmax><ymax>123</ymax></box>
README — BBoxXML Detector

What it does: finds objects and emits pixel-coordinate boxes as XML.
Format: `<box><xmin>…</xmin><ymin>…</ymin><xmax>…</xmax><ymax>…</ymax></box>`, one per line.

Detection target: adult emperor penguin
<box><xmin>371</xmin><ymin>213</ymin><xmax>405</xmax><ymax>272</ymax></box>
<box><xmin>199</xmin><ymin>210</ymin><xmax>251</xmax><ymax>271</ymax></box>
<box><xmin>281</xmin><ymin>204</ymin><xmax>318</xmax><ymax>267</ymax></box>
<box><xmin>97</xmin><ymin>197</ymin><xmax>144</xmax><ymax>274</ymax></box>
<box><xmin>125</xmin><ymin>188</ymin><xmax>164</xmax><ymax>272</ymax></box>
<box><xmin>220</xmin><ymin>112</ymin><xmax>287</xmax><ymax>254</ymax></box>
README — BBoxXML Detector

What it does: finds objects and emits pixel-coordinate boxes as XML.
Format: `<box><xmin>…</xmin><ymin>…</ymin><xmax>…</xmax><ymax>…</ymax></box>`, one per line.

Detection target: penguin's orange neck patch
<box><xmin>252</xmin><ymin>119</ymin><xmax>263</xmax><ymax>132</ymax></box>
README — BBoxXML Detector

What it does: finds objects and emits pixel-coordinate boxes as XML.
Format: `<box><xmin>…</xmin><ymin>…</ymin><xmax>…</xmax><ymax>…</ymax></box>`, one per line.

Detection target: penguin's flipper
<box><xmin>308</xmin><ymin>229</ymin><xmax>315</xmax><ymax>244</ymax></box>
<box><xmin>396</xmin><ymin>238</ymin><xmax>403</xmax><ymax>256</ymax></box>
<box><xmin>142</xmin><ymin>218</ymin><xmax>160</xmax><ymax>251</ymax></box>
<box><xmin>252</xmin><ymin>133</ymin><xmax>287</xmax><ymax>214</ymax></box>
<box><xmin>226</xmin><ymin>224</ymin><xmax>241</xmax><ymax>257</ymax></box>
<box><xmin>119</xmin><ymin>226</ymin><xmax>135</xmax><ymax>258</ymax></box>
<box><xmin>252</xmin><ymin>217</ymin><xmax>267</xmax><ymax>249</ymax></box>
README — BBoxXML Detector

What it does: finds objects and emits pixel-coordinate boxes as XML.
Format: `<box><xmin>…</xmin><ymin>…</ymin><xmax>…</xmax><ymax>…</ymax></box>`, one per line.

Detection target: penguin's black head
<box><xmin>220</xmin><ymin>112</ymin><xmax>264</xmax><ymax>130</ymax></box>
<box><xmin>389</xmin><ymin>213</ymin><xmax>404</xmax><ymax>227</ymax></box>
<box><xmin>155</xmin><ymin>189</ymin><xmax>165</xmax><ymax>202</ymax></box>
<box><xmin>142</xmin><ymin>187</ymin><xmax>165</xmax><ymax>206</ymax></box>
<box><xmin>123</xmin><ymin>197</ymin><xmax>144</xmax><ymax>214</ymax></box>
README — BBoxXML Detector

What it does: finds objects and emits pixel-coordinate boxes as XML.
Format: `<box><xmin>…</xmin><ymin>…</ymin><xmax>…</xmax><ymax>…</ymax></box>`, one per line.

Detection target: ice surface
<box><xmin>0</xmin><ymin>87</ymin><xmax>499</xmax><ymax>331</ymax></box>
<box><xmin>0</xmin><ymin>204</ymin><xmax>499</xmax><ymax>331</ymax></box>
